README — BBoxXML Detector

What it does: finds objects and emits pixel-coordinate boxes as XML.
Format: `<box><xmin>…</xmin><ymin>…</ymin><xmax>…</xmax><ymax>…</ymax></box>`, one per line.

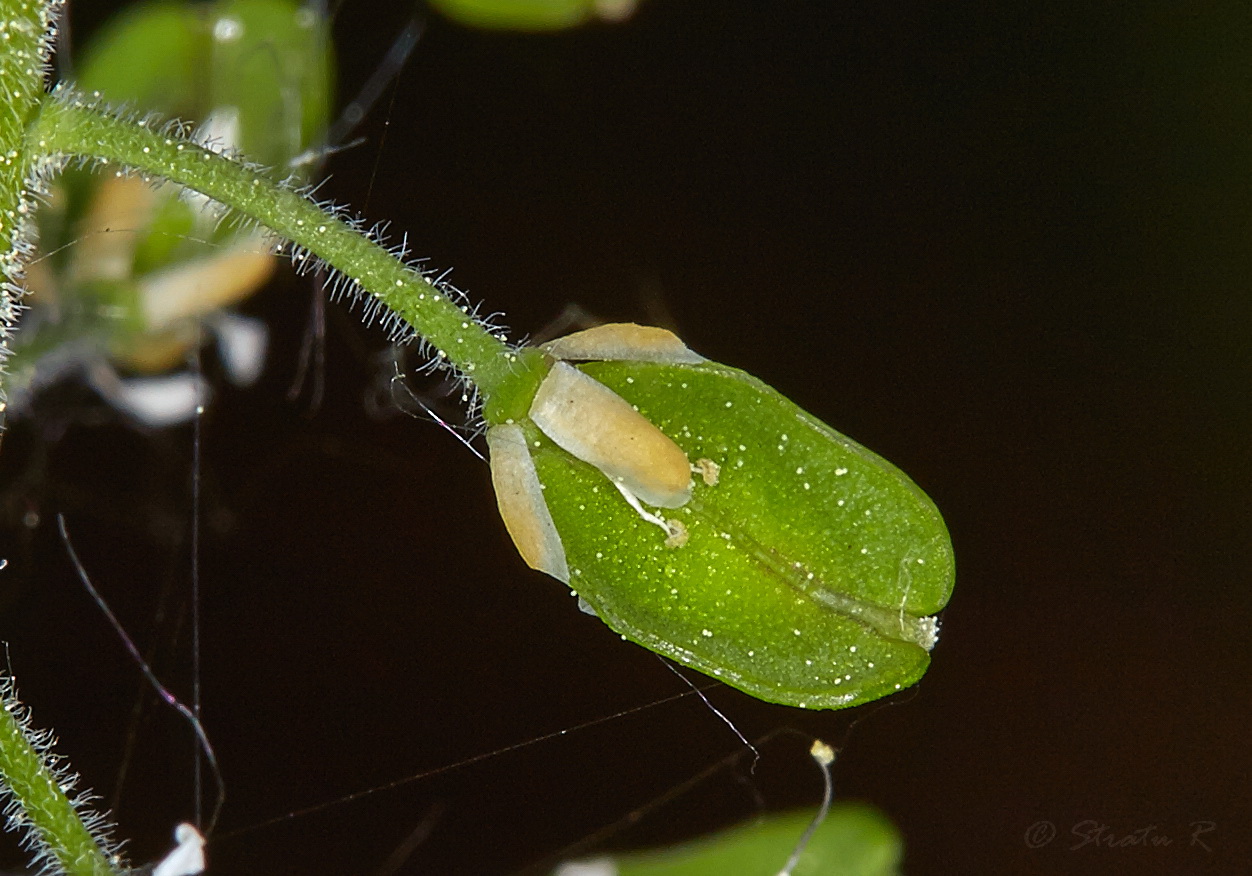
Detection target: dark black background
<box><xmin>1</xmin><ymin>1</ymin><xmax>1249</xmax><ymax>873</ymax></box>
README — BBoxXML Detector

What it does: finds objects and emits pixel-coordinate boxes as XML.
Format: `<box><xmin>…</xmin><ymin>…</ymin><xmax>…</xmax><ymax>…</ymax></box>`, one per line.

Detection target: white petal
<box><xmin>152</xmin><ymin>823</ymin><xmax>205</xmax><ymax>876</ymax></box>
<box><xmin>542</xmin><ymin>323</ymin><xmax>703</xmax><ymax>364</ymax></box>
<box><xmin>212</xmin><ymin>313</ymin><xmax>268</xmax><ymax>386</ymax></box>
<box><xmin>529</xmin><ymin>362</ymin><xmax>692</xmax><ymax>509</ymax></box>
<box><xmin>109</xmin><ymin>374</ymin><xmax>208</xmax><ymax>427</ymax></box>
<box><xmin>488</xmin><ymin>424</ymin><xmax>569</xmax><ymax>583</ymax></box>
<box><xmin>553</xmin><ymin>859</ymin><xmax>618</xmax><ymax>876</ymax></box>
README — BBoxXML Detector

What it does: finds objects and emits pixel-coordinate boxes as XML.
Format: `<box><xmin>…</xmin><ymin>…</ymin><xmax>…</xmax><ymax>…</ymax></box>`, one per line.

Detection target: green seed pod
<box><xmin>487</xmin><ymin>325</ymin><xmax>954</xmax><ymax>710</ymax></box>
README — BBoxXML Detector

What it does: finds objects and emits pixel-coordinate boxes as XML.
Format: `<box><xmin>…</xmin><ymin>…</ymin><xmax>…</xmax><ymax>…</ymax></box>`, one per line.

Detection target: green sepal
<box><xmin>528</xmin><ymin>359</ymin><xmax>953</xmax><ymax>710</ymax></box>
<box><xmin>481</xmin><ymin>347</ymin><xmax>550</xmax><ymax>425</ymax></box>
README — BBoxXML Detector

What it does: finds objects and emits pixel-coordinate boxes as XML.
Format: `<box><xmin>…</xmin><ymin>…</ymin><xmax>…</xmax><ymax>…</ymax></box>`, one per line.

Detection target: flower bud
<box><xmin>488</xmin><ymin>325</ymin><xmax>954</xmax><ymax>710</ymax></box>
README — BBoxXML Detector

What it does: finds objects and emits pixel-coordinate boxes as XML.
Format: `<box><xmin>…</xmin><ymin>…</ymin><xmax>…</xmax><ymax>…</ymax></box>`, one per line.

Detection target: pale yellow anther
<box><xmin>139</xmin><ymin>242</ymin><xmax>274</xmax><ymax>331</ymax></box>
<box><xmin>487</xmin><ymin>424</ymin><xmax>569</xmax><ymax>583</ymax></box>
<box><xmin>541</xmin><ymin>322</ymin><xmax>704</xmax><ymax>364</ymax></box>
<box><xmin>65</xmin><ymin>175</ymin><xmax>157</xmax><ymax>286</ymax></box>
<box><xmin>529</xmin><ymin>362</ymin><xmax>693</xmax><ymax>509</ymax></box>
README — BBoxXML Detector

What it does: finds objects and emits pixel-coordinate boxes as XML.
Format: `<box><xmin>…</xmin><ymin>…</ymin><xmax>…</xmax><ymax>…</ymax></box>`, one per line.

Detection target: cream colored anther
<box><xmin>530</xmin><ymin>362</ymin><xmax>693</xmax><ymax>508</ymax></box>
<box><xmin>487</xmin><ymin>424</ymin><xmax>569</xmax><ymax>583</ymax></box>
<box><xmin>541</xmin><ymin>322</ymin><xmax>704</xmax><ymax>363</ymax></box>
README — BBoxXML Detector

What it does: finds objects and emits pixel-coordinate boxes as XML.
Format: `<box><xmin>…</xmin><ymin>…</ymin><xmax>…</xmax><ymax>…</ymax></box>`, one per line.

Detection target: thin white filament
<box><xmin>777</xmin><ymin>740</ymin><xmax>836</xmax><ymax>876</ymax></box>
<box><xmin>56</xmin><ymin>514</ymin><xmax>225</xmax><ymax>835</ymax></box>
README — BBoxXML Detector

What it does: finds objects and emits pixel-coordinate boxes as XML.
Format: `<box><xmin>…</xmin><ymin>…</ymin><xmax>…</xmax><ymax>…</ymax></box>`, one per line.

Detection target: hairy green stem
<box><xmin>29</xmin><ymin>93</ymin><xmax>528</xmax><ymax>398</ymax></box>
<box><xmin>0</xmin><ymin>0</ymin><xmax>61</xmax><ymax>398</ymax></box>
<box><xmin>0</xmin><ymin>3</ymin><xmax>538</xmax><ymax>868</ymax></box>
<box><xmin>0</xmin><ymin>3</ymin><xmax>119</xmax><ymax>868</ymax></box>
<box><xmin>0</xmin><ymin>0</ymin><xmax>52</xmax><ymax>234</ymax></box>
<box><xmin>0</xmin><ymin>680</ymin><xmax>117</xmax><ymax>875</ymax></box>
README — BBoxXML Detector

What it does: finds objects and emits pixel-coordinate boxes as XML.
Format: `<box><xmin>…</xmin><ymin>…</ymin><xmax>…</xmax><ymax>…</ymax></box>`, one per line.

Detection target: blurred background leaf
<box><xmin>556</xmin><ymin>804</ymin><xmax>902</xmax><ymax>876</ymax></box>
<box><xmin>428</xmin><ymin>0</ymin><xmax>640</xmax><ymax>32</ymax></box>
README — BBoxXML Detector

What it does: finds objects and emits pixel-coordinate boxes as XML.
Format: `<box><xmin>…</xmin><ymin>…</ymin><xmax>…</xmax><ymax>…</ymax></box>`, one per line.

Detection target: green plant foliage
<box><xmin>75</xmin><ymin>0</ymin><xmax>332</xmax><ymax>169</ymax></box>
<box><xmin>0</xmin><ymin>0</ymin><xmax>957</xmax><ymax>869</ymax></box>
<box><xmin>29</xmin><ymin>7</ymin><xmax>955</xmax><ymax>716</ymax></box>
<box><xmin>8</xmin><ymin>0</ymin><xmax>332</xmax><ymax>404</ymax></box>
<box><xmin>555</xmin><ymin>804</ymin><xmax>902</xmax><ymax>876</ymax></box>
<box><xmin>0</xmin><ymin>0</ymin><xmax>58</xmax><ymax>401</ymax></box>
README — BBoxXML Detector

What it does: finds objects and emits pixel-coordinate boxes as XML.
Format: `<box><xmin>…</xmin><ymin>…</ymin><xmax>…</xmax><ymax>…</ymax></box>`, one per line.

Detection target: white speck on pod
<box><xmin>213</xmin><ymin>16</ymin><xmax>243</xmax><ymax>42</ymax></box>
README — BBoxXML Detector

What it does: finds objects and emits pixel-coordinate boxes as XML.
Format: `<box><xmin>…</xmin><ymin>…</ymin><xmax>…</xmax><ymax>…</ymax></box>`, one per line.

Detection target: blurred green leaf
<box><xmin>77</xmin><ymin>0</ymin><xmax>332</xmax><ymax>169</ymax></box>
<box><xmin>555</xmin><ymin>804</ymin><xmax>902</xmax><ymax>876</ymax></box>
<box><xmin>428</xmin><ymin>0</ymin><xmax>639</xmax><ymax>31</ymax></box>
